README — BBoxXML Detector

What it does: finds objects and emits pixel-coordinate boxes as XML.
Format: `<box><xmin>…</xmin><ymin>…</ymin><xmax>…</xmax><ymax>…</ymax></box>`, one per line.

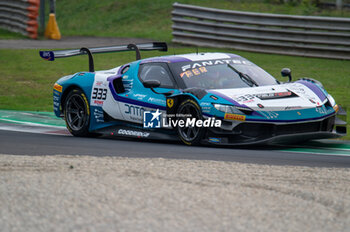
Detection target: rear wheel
<box><xmin>64</xmin><ymin>89</ymin><xmax>91</xmax><ymax>137</ymax></box>
<box><xmin>176</xmin><ymin>99</ymin><xmax>206</xmax><ymax>145</ymax></box>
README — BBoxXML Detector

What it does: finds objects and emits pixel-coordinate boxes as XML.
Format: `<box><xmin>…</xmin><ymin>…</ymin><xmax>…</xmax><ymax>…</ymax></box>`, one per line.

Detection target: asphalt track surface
<box><xmin>1</xmin><ymin>129</ymin><xmax>350</xmax><ymax>168</ymax></box>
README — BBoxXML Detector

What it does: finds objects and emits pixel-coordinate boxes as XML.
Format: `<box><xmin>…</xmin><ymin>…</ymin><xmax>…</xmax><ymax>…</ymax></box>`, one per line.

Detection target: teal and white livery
<box><xmin>40</xmin><ymin>42</ymin><xmax>346</xmax><ymax>145</ymax></box>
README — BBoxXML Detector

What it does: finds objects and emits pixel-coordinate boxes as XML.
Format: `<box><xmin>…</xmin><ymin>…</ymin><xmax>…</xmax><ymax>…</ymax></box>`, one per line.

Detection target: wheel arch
<box><xmin>166</xmin><ymin>94</ymin><xmax>200</xmax><ymax>116</ymax></box>
<box><xmin>60</xmin><ymin>85</ymin><xmax>87</xmax><ymax>112</ymax></box>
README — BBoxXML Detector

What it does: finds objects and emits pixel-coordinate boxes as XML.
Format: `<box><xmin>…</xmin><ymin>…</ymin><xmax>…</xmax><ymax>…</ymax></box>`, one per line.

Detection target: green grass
<box><xmin>54</xmin><ymin>0</ymin><xmax>350</xmax><ymax>42</ymax></box>
<box><xmin>2</xmin><ymin>0</ymin><xmax>350</xmax><ymax>41</ymax></box>
<box><xmin>0</xmin><ymin>47</ymin><xmax>349</xmax><ymax>139</ymax></box>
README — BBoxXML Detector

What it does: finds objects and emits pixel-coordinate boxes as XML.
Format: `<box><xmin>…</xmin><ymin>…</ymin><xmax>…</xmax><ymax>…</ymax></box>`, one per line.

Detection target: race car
<box><xmin>40</xmin><ymin>42</ymin><xmax>347</xmax><ymax>145</ymax></box>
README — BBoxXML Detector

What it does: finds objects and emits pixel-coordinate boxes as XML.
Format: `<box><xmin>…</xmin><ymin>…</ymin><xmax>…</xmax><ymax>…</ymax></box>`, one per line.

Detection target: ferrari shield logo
<box><xmin>167</xmin><ymin>99</ymin><xmax>174</xmax><ymax>108</ymax></box>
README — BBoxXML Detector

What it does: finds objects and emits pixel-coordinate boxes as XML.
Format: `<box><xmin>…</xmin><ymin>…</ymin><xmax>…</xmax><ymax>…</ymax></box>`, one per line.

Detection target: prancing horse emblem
<box><xmin>167</xmin><ymin>99</ymin><xmax>174</xmax><ymax>108</ymax></box>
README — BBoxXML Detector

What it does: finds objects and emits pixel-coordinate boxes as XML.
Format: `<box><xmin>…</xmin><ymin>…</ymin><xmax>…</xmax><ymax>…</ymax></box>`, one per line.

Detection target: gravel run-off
<box><xmin>0</xmin><ymin>154</ymin><xmax>349</xmax><ymax>232</ymax></box>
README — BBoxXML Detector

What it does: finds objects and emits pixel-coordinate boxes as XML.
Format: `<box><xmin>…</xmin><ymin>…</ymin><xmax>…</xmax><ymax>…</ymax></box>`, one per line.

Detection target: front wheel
<box><xmin>176</xmin><ymin>99</ymin><xmax>206</xmax><ymax>146</ymax></box>
<box><xmin>64</xmin><ymin>89</ymin><xmax>91</xmax><ymax>137</ymax></box>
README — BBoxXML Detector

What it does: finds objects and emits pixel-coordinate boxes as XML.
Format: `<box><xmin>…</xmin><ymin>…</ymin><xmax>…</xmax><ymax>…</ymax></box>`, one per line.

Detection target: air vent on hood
<box><xmin>255</xmin><ymin>91</ymin><xmax>298</xmax><ymax>100</ymax></box>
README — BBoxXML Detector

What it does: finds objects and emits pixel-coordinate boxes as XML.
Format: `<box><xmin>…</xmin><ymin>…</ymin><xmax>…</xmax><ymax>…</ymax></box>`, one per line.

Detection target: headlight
<box><xmin>333</xmin><ymin>104</ymin><xmax>339</xmax><ymax>113</ymax></box>
<box><xmin>213</xmin><ymin>104</ymin><xmax>244</xmax><ymax>114</ymax></box>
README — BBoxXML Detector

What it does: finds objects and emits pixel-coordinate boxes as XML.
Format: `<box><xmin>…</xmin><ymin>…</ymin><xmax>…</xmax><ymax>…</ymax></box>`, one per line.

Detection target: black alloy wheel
<box><xmin>176</xmin><ymin>99</ymin><xmax>206</xmax><ymax>145</ymax></box>
<box><xmin>64</xmin><ymin>89</ymin><xmax>91</xmax><ymax>137</ymax></box>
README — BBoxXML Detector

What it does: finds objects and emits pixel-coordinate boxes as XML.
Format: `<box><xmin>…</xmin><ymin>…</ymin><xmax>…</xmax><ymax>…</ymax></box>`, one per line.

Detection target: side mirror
<box><xmin>143</xmin><ymin>79</ymin><xmax>173</xmax><ymax>97</ymax></box>
<box><xmin>143</xmin><ymin>80</ymin><xmax>160</xmax><ymax>88</ymax></box>
<box><xmin>281</xmin><ymin>68</ymin><xmax>292</xmax><ymax>82</ymax></box>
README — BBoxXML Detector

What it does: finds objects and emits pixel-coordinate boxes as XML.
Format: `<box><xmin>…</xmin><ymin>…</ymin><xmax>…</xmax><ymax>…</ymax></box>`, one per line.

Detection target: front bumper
<box><xmin>204</xmin><ymin>113</ymin><xmax>347</xmax><ymax>146</ymax></box>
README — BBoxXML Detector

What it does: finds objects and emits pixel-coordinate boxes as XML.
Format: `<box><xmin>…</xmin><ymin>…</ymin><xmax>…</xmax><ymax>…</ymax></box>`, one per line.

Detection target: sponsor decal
<box><xmin>224</xmin><ymin>113</ymin><xmax>246</xmax><ymax>121</ymax></box>
<box><xmin>243</xmin><ymin>99</ymin><xmax>255</xmax><ymax>104</ymax></box>
<box><xmin>117</xmin><ymin>129</ymin><xmax>150</xmax><ymax>138</ymax></box>
<box><xmin>123</xmin><ymin>80</ymin><xmax>133</xmax><ymax>90</ymax></box>
<box><xmin>81</xmin><ymin>93</ymin><xmax>90</xmax><ymax>115</ymax></box>
<box><xmin>316</xmin><ymin>105</ymin><xmax>333</xmax><ymax>115</ymax></box>
<box><xmin>148</xmin><ymin>97</ymin><xmax>166</xmax><ymax>105</ymax></box>
<box><xmin>255</xmin><ymin>91</ymin><xmax>293</xmax><ymax>100</ymax></box>
<box><xmin>180</xmin><ymin>67</ymin><xmax>208</xmax><ymax>78</ymax></box>
<box><xmin>181</xmin><ymin>59</ymin><xmax>251</xmax><ymax>72</ymax></box>
<box><xmin>95</xmin><ymin>81</ymin><xmax>107</xmax><ymax>87</ymax></box>
<box><xmin>234</xmin><ymin>94</ymin><xmax>255</xmax><ymax>102</ymax></box>
<box><xmin>288</xmin><ymin>84</ymin><xmax>305</xmax><ymax>94</ymax></box>
<box><xmin>125</xmin><ymin>104</ymin><xmax>145</xmax><ymax>117</ymax></box>
<box><xmin>167</xmin><ymin>98</ymin><xmax>174</xmax><ymax>108</ymax></box>
<box><xmin>209</xmin><ymin>137</ymin><xmax>221</xmax><ymax>143</ymax></box>
<box><xmin>133</xmin><ymin>93</ymin><xmax>147</xmax><ymax>100</ymax></box>
<box><xmin>53</xmin><ymin>83</ymin><xmax>62</xmax><ymax>93</ymax></box>
<box><xmin>232</xmin><ymin>91</ymin><xmax>295</xmax><ymax>103</ymax></box>
<box><xmin>200</xmin><ymin>102</ymin><xmax>211</xmax><ymax>113</ymax></box>
<box><xmin>53</xmin><ymin>95</ymin><xmax>60</xmax><ymax>102</ymax></box>
<box><xmin>200</xmin><ymin>102</ymin><xmax>211</xmax><ymax>106</ymax></box>
<box><xmin>53</xmin><ymin>95</ymin><xmax>60</xmax><ymax>112</ymax></box>
<box><xmin>93</xmin><ymin>100</ymin><xmax>104</xmax><ymax>106</ymax></box>
<box><xmin>94</xmin><ymin>109</ymin><xmax>104</xmax><ymax>123</ymax></box>
<box><xmin>53</xmin><ymin>101</ymin><xmax>59</xmax><ymax>108</ymax></box>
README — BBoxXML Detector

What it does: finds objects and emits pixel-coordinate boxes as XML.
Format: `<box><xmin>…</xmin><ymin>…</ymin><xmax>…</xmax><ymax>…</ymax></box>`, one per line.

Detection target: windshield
<box><xmin>169</xmin><ymin>58</ymin><xmax>278</xmax><ymax>89</ymax></box>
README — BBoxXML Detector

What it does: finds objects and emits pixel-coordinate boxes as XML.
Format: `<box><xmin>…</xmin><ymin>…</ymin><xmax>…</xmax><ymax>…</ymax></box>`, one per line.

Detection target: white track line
<box><xmin>0</xmin><ymin>118</ymin><xmax>65</xmax><ymax>128</ymax></box>
<box><xmin>281</xmin><ymin>150</ymin><xmax>350</xmax><ymax>157</ymax></box>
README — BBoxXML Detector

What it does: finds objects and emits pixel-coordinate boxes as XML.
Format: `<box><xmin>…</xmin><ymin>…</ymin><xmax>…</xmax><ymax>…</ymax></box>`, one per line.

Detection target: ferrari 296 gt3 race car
<box><xmin>40</xmin><ymin>42</ymin><xmax>347</xmax><ymax>145</ymax></box>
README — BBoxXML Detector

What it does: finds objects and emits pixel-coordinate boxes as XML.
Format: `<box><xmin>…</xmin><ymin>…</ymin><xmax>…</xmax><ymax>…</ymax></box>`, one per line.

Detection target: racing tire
<box><xmin>64</xmin><ymin>89</ymin><xmax>92</xmax><ymax>137</ymax></box>
<box><xmin>176</xmin><ymin>99</ymin><xmax>206</xmax><ymax>146</ymax></box>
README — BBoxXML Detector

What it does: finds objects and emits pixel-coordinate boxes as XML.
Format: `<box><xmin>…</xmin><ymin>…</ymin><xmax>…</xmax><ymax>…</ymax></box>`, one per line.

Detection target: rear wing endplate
<box><xmin>39</xmin><ymin>42</ymin><xmax>168</xmax><ymax>72</ymax></box>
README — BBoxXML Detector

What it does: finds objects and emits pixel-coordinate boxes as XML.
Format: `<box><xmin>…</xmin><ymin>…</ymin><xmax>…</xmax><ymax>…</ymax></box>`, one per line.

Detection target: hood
<box><xmin>209</xmin><ymin>82</ymin><xmax>328</xmax><ymax>111</ymax></box>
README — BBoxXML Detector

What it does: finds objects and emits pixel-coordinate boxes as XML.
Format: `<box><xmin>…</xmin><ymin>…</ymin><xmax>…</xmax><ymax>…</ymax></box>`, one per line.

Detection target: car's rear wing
<box><xmin>39</xmin><ymin>42</ymin><xmax>168</xmax><ymax>72</ymax></box>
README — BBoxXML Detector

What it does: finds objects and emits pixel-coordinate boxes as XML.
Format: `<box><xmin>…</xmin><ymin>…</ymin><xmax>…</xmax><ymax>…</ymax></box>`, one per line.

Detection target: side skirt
<box><xmin>92</xmin><ymin>123</ymin><xmax>179</xmax><ymax>141</ymax></box>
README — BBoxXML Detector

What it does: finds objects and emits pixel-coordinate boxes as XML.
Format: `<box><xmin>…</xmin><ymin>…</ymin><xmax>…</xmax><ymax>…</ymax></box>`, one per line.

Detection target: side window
<box><xmin>139</xmin><ymin>63</ymin><xmax>175</xmax><ymax>88</ymax></box>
